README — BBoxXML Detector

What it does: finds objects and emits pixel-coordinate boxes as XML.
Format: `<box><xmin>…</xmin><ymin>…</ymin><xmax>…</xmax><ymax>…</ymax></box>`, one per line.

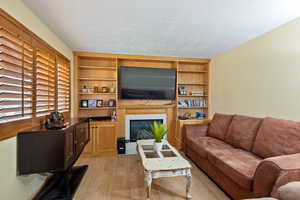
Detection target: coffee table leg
<box><xmin>186</xmin><ymin>169</ymin><xmax>192</xmax><ymax>199</ymax></box>
<box><xmin>145</xmin><ymin>171</ymin><xmax>152</xmax><ymax>200</ymax></box>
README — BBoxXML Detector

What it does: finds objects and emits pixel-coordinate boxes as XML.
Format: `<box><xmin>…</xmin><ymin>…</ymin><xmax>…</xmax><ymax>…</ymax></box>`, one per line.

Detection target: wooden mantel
<box><xmin>119</xmin><ymin>104</ymin><xmax>176</xmax><ymax>109</ymax></box>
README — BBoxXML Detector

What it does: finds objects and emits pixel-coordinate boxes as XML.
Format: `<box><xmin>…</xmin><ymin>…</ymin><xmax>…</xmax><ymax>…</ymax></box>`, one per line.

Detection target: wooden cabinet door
<box><xmin>95</xmin><ymin>123</ymin><xmax>116</xmax><ymax>153</ymax></box>
<box><xmin>82</xmin><ymin>123</ymin><xmax>95</xmax><ymax>155</ymax></box>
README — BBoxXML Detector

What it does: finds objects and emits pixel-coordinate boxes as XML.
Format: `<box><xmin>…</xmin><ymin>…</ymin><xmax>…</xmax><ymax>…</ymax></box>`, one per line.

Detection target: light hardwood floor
<box><xmin>74</xmin><ymin>155</ymin><xmax>230</xmax><ymax>200</ymax></box>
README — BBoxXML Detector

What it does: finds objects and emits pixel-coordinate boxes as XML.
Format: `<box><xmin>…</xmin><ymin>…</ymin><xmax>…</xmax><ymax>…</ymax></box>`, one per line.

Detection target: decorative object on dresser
<box><xmin>45</xmin><ymin>112</ymin><xmax>66</xmax><ymax>130</ymax></box>
<box><xmin>184</xmin><ymin>113</ymin><xmax>300</xmax><ymax>200</ymax></box>
<box><xmin>137</xmin><ymin>139</ymin><xmax>192</xmax><ymax>200</ymax></box>
<box><xmin>150</xmin><ymin>121</ymin><xmax>168</xmax><ymax>152</ymax></box>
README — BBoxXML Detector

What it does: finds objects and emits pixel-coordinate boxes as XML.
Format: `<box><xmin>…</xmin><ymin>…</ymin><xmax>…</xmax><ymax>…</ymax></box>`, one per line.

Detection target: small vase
<box><xmin>154</xmin><ymin>141</ymin><xmax>163</xmax><ymax>152</ymax></box>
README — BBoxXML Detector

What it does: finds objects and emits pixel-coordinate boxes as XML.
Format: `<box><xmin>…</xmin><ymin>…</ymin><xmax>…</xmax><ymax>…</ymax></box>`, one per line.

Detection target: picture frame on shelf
<box><xmin>88</xmin><ymin>99</ymin><xmax>97</xmax><ymax>108</ymax></box>
<box><xmin>96</xmin><ymin>100</ymin><xmax>104</xmax><ymax>107</ymax></box>
<box><xmin>80</xmin><ymin>100</ymin><xmax>88</xmax><ymax>108</ymax></box>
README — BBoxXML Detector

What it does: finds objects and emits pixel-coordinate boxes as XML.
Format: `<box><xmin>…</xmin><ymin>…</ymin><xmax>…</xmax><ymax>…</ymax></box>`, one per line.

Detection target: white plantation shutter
<box><xmin>35</xmin><ymin>49</ymin><xmax>56</xmax><ymax>116</ymax></box>
<box><xmin>57</xmin><ymin>56</ymin><xmax>70</xmax><ymax>112</ymax></box>
<box><xmin>0</xmin><ymin>27</ymin><xmax>33</xmax><ymax>123</ymax></box>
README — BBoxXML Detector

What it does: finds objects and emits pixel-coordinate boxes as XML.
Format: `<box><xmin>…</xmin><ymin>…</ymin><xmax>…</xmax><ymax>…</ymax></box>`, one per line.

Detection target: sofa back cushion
<box><xmin>252</xmin><ymin>117</ymin><xmax>300</xmax><ymax>158</ymax></box>
<box><xmin>207</xmin><ymin>113</ymin><xmax>233</xmax><ymax>140</ymax></box>
<box><xmin>225</xmin><ymin>115</ymin><xmax>262</xmax><ymax>151</ymax></box>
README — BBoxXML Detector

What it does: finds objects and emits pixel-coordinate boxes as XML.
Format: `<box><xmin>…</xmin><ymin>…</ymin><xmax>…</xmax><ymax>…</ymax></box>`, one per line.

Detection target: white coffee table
<box><xmin>137</xmin><ymin>139</ymin><xmax>192</xmax><ymax>200</ymax></box>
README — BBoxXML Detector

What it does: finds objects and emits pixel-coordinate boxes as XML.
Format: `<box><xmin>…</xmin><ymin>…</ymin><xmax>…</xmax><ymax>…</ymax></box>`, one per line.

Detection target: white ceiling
<box><xmin>23</xmin><ymin>0</ymin><xmax>300</xmax><ymax>58</ymax></box>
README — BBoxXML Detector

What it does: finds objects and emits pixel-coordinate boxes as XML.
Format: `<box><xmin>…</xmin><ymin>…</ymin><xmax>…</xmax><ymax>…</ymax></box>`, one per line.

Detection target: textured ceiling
<box><xmin>23</xmin><ymin>0</ymin><xmax>300</xmax><ymax>58</ymax></box>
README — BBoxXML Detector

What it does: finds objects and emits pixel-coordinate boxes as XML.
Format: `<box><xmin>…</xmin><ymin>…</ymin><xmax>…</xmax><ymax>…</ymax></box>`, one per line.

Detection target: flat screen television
<box><xmin>119</xmin><ymin>66</ymin><xmax>176</xmax><ymax>100</ymax></box>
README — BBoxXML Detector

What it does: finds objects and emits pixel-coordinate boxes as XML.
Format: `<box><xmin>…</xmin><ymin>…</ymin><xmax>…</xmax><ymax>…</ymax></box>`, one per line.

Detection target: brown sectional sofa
<box><xmin>183</xmin><ymin>113</ymin><xmax>300</xmax><ymax>200</ymax></box>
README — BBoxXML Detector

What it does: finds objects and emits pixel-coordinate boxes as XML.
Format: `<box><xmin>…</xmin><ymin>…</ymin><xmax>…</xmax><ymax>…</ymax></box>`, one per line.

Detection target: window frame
<box><xmin>0</xmin><ymin>9</ymin><xmax>71</xmax><ymax>141</ymax></box>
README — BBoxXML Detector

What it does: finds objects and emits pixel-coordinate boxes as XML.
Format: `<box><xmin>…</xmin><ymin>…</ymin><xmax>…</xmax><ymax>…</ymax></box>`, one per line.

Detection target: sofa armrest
<box><xmin>253</xmin><ymin>153</ymin><xmax>300</xmax><ymax>198</ymax></box>
<box><xmin>184</xmin><ymin>123</ymin><xmax>209</xmax><ymax>138</ymax></box>
<box><xmin>182</xmin><ymin>123</ymin><xmax>209</xmax><ymax>153</ymax></box>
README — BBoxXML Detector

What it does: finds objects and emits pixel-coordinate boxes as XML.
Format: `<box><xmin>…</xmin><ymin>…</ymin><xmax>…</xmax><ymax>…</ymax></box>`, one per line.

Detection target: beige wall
<box><xmin>211</xmin><ymin>17</ymin><xmax>300</xmax><ymax>121</ymax></box>
<box><xmin>0</xmin><ymin>0</ymin><xmax>73</xmax><ymax>199</ymax></box>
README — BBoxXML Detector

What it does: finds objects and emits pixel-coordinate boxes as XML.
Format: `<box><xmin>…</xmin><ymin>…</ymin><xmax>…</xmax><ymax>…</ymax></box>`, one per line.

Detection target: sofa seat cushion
<box><xmin>188</xmin><ymin>136</ymin><xmax>233</xmax><ymax>158</ymax></box>
<box><xmin>208</xmin><ymin>147</ymin><xmax>262</xmax><ymax>190</ymax></box>
<box><xmin>207</xmin><ymin>113</ymin><xmax>234</xmax><ymax>140</ymax></box>
<box><xmin>225</xmin><ymin>115</ymin><xmax>262</xmax><ymax>151</ymax></box>
<box><xmin>252</xmin><ymin>117</ymin><xmax>300</xmax><ymax>158</ymax></box>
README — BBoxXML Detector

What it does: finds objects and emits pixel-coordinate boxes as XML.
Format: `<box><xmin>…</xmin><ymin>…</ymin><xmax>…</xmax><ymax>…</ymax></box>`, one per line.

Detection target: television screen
<box><xmin>119</xmin><ymin>66</ymin><xmax>176</xmax><ymax>100</ymax></box>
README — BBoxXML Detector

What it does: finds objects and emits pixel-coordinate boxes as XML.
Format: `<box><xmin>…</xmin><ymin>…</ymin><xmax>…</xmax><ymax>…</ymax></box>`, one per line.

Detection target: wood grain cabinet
<box><xmin>82</xmin><ymin>121</ymin><xmax>117</xmax><ymax>157</ymax></box>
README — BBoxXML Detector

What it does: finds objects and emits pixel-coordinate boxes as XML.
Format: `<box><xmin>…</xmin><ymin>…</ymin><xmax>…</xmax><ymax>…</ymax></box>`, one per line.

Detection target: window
<box><xmin>35</xmin><ymin>48</ymin><xmax>56</xmax><ymax>116</ymax></box>
<box><xmin>0</xmin><ymin>11</ymin><xmax>70</xmax><ymax>125</ymax></box>
<box><xmin>57</xmin><ymin>56</ymin><xmax>70</xmax><ymax>112</ymax></box>
<box><xmin>0</xmin><ymin>27</ymin><xmax>34</xmax><ymax>123</ymax></box>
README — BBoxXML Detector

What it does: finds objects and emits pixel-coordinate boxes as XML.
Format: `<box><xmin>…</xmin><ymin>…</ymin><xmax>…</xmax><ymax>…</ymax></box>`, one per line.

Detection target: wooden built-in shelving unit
<box><xmin>77</xmin><ymin>56</ymin><xmax>118</xmax><ymax>118</ymax></box>
<box><xmin>74</xmin><ymin>52</ymin><xmax>211</xmax><ymax>153</ymax></box>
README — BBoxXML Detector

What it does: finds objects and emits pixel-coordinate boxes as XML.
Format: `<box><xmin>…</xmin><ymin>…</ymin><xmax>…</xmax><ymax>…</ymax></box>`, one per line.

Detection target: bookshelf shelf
<box><xmin>79</xmin><ymin>78</ymin><xmax>116</xmax><ymax>81</ymax></box>
<box><xmin>178</xmin><ymin>107</ymin><xmax>208</xmax><ymax>109</ymax></box>
<box><xmin>178</xmin><ymin>70</ymin><xmax>208</xmax><ymax>73</ymax></box>
<box><xmin>178</xmin><ymin>83</ymin><xmax>208</xmax><ymax>86</ymax></box>
<box><xmin>79</xmin><ymin>92</ymin><xmax>116</xmax><ymax>95</ymax></box>
<box><xmin>178</xmin><ymin>118</ymin><xmax>209</xmax><ymax>122</ymax></box>
<box><xmin>79</xmin><ymin>66</ymin><xmax>116</xmax><ymax>70</ymax></box>
<box><xmin>79</xmin><ymin>107</ymin><xmax>117</xmax><ymax>110</ymax></box>
<box><xmin>178</xmin><ymin>95</ymin><xmax>208</xmax><ymax>97</ymax></box>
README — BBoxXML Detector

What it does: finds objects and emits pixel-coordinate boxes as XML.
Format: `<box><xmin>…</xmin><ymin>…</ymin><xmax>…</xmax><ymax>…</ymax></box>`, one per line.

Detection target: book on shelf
<box><xmin>178</xmin><ymin>99</ymin><xmax>208</xmax><ymax>108</ymax></box>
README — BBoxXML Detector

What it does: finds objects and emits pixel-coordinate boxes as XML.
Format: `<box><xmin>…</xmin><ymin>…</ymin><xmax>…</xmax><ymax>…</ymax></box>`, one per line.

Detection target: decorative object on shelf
<box><xmin>80</xmin><ymin>100</ymin><xmax>88</xmax><ymax>108</ymax></box>
<box><xmin>88</xmin><ymin>99</ymin><xmax>97</xmax><ymax>108</ymax></box>
<box><xmin>96</xmin><ymin>99</ymin><xmax>103</xmax><ymax>107</ymax></box>
<box><xmin>191</xmin><ymin>91</ymin><xmax>204</xmax><ymax>96</ymax></box>
<box><xmin>107</xmin><ymin>99</ymin><xmax>116</xmax><ymax>107</ymax></box>
<box><xmin>196</xmin><ymin>112</ymin><xmax>206</xmax><ymax>119</ymax></box>
<box><xmin>110</xmin><ymin>87</ymin><xmax>116</xmax><ymax>93</ymax></box>
<box><xmin>101</xmin><ymin>86</ymin><xmax>109</xmax><ymax>93</ymax></box>
<box><xmin>93</xmin><ymin>86</ymin><xmax>99</xmax><ymax>93</ymax></box>
<box><xmin>178</xmin><ymin>100</ymin><xmax>188</xmax><ymax>107</ymax></box>
<box><xmin>81</xmin><ymin>85</ymin><xmax>89</xmax><ymax>93</ymax></box>
<box><xmin>178</xmin><ymin>86</ymin><xmax>187</xmax><ymax>95</ymax></box>
<box><xmin>45</xmin><ymin>112</ymin><xmax>66</xmax><ymax>130</ymax></box>
<box><xmin>111</xmin><ymin>110</ymin><xmax>117</xmax><ymax>121</ymax></box>
<box><xmin>178</xmin><ymin>112</ymin><xmax>192</xmax><ymax>120</ymax></box>
<box><xmin>150</xmin><ymin>121</ymin><xmax>167</xmax><ymax>152</ymax></box>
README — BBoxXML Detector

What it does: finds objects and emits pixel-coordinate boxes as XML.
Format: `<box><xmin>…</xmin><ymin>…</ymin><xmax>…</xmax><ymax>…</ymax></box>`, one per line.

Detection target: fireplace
<box><xmin>125</xmin><ymin>114</ymin><xmax>167</xmax><ymax>154</ymax></box>
<box><xmin>130</xmin><ymin>119</ymin><xmax>163</xmax><ymax>142</ymax></box>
